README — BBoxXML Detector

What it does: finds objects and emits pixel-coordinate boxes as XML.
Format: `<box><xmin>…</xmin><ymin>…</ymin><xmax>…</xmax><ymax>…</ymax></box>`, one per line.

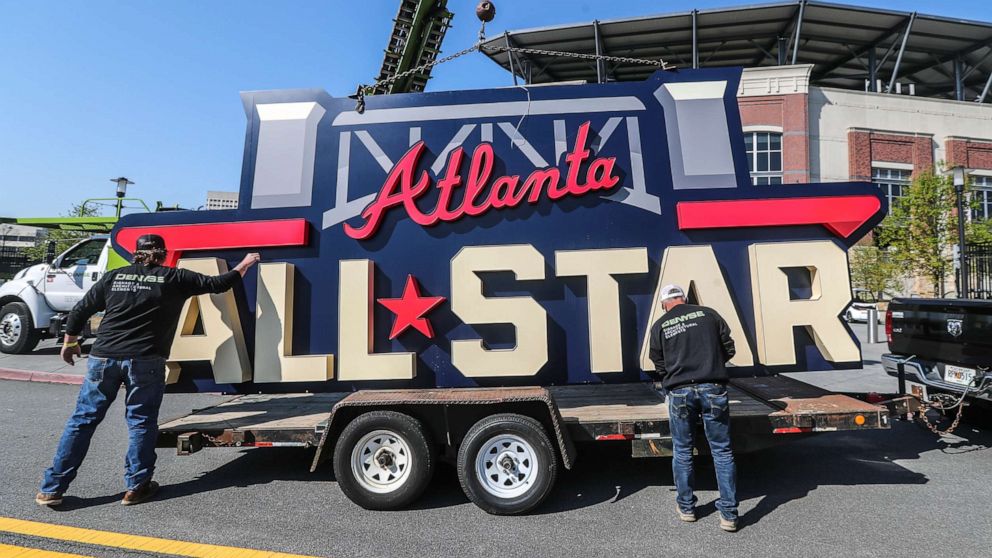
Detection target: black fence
<box><xmin>961</xmin><ymin>243</ymin><xmax>992</xmax><ymax>300</ymax></box>
<box><xmin>0</xmin><ymin>247</ymin><xmax>36</xmax><ymax>279</ymax></box>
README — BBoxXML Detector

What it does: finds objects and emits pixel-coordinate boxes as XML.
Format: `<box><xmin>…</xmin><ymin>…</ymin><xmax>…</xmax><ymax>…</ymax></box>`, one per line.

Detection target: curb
<box><xmin>0</xmin><ymin>367</ymin><xmax>84</xmax><ymax>385</ymax></box>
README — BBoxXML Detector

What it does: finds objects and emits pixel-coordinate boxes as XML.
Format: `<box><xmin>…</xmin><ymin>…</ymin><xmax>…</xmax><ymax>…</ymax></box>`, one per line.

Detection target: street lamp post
<box><xmin>110</xmin><ymin>176</ymin><xmax>134</xmax><ymax>219</ymax></box>
<box><xmin>952</xmin><ymin>166</ymin><xmax>968</xmax><ymax>298</ymax></box>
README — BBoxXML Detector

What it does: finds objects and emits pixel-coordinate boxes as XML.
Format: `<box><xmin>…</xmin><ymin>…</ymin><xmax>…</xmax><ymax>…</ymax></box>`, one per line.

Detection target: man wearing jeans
<box><xmin>649</xmin><ymin>284</ymin><xmax>738</xmax><ymax>532</ymax></box>
<box><xmin>36</xmin><ymin>234</ymin><xmax>260</xmax><ymax>507</ymax></box>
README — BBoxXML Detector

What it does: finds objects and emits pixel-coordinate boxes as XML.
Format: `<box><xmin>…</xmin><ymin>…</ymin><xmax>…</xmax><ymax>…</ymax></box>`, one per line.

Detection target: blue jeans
<box><xmin>668</xmin><ymin>382</ymin><xmax>738</xmax><ymax>521</ymax></box>
<box><xmin>41</xmin><ymin>356</ymin><xmax>166</xmax><ymax>495</ymax></box>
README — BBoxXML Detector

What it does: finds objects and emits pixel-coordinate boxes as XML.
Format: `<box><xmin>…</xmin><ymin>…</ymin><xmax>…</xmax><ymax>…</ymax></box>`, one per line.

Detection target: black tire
<box><xmin>332</xmin><ymin>410</ymin><xmax>434</xmax><ymax>510</ymax></box>
<box><xmin>0</xmin><ymin>302</ymin><xmax>41</xmax><ymax>355</ymax></box>
<box><xmin>456</xmin><ymin>413</ymin><xmax>558</xmax><ymax>515</ymax></box>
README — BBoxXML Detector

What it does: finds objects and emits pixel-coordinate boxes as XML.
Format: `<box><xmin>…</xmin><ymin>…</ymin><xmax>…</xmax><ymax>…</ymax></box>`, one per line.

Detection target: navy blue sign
<box><xmin>113</xmin><ymin>67</ymin><xmax>886</xmax><ymax>394</ymax></box>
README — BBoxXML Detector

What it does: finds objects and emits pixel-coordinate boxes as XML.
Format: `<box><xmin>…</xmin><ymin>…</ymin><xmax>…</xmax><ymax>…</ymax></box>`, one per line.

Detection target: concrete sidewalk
<box><xmin>0</xmin><ymin>339</ymin><xmax>95</xmax><ymax>384</ymax></box>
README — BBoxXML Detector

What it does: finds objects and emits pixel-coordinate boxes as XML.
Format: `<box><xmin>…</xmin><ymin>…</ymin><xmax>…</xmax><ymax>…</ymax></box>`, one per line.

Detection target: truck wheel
<box><xmin>0</xmin><ymin>302</ymin><xmax>41</xmax><ymax>355</ymax></box>
<box><xmin>333</xmin><ymin>411</ymin><xmax>434</xmax><ymax>510</ymax></box>
<box><xmin>456</xmin><ymin>413</ymin><xmax>558</xmax><ymax>515</ymax></box>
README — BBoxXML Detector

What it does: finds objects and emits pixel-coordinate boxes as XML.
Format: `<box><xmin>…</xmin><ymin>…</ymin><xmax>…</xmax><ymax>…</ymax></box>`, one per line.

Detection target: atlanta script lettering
<box><xmin>344</xmin><ymin>121</ymin><xmax>621</xmax><ymax>240</ymax></box>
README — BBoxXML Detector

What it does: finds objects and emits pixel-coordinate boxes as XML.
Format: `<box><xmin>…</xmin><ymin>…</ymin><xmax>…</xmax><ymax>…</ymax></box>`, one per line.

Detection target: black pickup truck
<box><xmin>883</xmin><ymin>298</ymin><xmax>992</xmax><ymax>405</ymax></box>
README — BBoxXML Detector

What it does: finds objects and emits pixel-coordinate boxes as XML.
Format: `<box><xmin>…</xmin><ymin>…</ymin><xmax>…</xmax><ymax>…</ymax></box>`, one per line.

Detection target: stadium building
<box><xmin>481</xmin><ymin>1</ymin><xmax>992</xmax><ymax>295</ymax></box>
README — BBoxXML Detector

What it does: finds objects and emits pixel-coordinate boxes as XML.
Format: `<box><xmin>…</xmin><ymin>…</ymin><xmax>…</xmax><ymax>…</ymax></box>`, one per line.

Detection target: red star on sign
<box><xmin>377</xmin><ymin>275</ymin><xmax>446</xmax><ymax>340</ymax></box>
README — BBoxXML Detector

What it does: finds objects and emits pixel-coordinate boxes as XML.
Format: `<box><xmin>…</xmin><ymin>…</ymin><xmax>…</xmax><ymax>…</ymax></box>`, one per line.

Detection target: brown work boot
<box><xmin>121</xmin><ymin>480</ymin><xmax>159</xmax><ymax>506</ymax></box>
<box><xmin>35</xmin><ymin>492</ymin><xmax>63</xmax><ymax>507</ymax></box>
<box><xmin>719</xmin><ymin>516</ymin><xmax>738</xmax><ymax>532</ymax></box>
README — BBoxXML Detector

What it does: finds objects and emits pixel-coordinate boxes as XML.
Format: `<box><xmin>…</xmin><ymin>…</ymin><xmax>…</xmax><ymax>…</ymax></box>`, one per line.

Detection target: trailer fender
<box><xmin>310</xmin><ymin>386</ymin><xmax>576</xmax><ymax>472</ymax></box>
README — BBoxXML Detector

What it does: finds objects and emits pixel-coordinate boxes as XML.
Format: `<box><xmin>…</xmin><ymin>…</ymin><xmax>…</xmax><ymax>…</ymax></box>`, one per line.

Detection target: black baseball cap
<box><xmin>136</xmin><ymin>234</ymin><xmax>166</xmax><ymax>251</ymax></box>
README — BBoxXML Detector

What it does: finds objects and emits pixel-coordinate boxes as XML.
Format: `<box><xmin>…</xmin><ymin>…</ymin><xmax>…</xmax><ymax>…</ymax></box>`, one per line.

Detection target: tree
<box><xmin>877</xmin><ymin>169</ymin><xmax>990</xmax><ymax>296</ymax></box>
<box><xmin>849</xmin><ymin>245</ymin><xmax>901</xmax><ymax>298</ymax></box>
<box><xmin>22</xmin><ymin>203</ymin><xmax>102</xmax><ymax>263</ymax></box>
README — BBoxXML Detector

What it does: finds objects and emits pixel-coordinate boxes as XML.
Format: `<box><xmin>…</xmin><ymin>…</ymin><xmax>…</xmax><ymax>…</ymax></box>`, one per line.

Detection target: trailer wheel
<box><xmin>457</xmin><ymin>413</ymin><xmax>558</xmax><ymax>515</ymax></box>
<box><xmin>0</xmin><ymin>302</ymin><xmax>41</xmax><ymax>355</ymax></box>
<box><xmin>333</xmin><ymin>411</ymin><xmax>434</xmax><ymax>510</ymax></box>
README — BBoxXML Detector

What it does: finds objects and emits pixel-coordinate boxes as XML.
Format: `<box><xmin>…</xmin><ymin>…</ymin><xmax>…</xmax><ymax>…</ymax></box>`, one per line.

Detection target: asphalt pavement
<box><xmin>2</xmin><ymin>332</ymin><xmax>992</xmax><ymax>557</ymax></box>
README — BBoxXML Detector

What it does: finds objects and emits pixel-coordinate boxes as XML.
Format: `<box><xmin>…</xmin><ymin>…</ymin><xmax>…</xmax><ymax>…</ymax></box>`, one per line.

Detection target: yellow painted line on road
<box><xmin>0</xmin><ymin>517</ymin><xmax>318</xmax><ymax>558</ymax></box>
<box><xmin>0</xmin><ymin>542</ymin><xmax>93</xmax><ymax>557</ymax></box>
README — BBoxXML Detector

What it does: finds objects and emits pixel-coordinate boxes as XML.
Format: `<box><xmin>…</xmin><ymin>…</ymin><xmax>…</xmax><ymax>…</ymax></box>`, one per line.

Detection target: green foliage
<box><xmin>969</xmin><ymin>215</ymin><xmax>992</xmax><ymax>244</ymax></box>
<box><xmin>877</xmin><ymin>171</ymin><xmax>955</xmax><ymax>296</ymax></box>
<box><xmin>22</xmin><ymin>203</ymin><xmax>102</xmax><ymax>263</ymax></box>
<box><xmin>849</xmin><ymin>245</ymin><xmax>901</xmax><ymax>298</ymax></box>
<box><xmin>877</xmin><ymin>169</ymin><xmax>992</xmax><ymax>296</ymax></box>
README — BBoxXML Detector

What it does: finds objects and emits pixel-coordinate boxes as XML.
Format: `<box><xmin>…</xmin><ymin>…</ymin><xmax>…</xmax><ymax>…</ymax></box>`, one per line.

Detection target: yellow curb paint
<box><xmin>0</xmin><ymin>542</ymin><xmax>93</xmax><ymax>558</ymax></box>
<box><xmin>0</xmin><ymin>518</ymin><xmax>319</xmax><ymax>558</ymax></box>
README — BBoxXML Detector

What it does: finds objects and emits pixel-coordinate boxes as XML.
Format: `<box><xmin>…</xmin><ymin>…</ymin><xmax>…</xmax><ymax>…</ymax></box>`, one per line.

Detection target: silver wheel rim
<box><xmin>475</xmin><ymin>434</ymin><xmax>538</xmax><ymax>499</ymax></box>
<box><xmin>0</xmin><ymin>313</ymin><xmax>21</xmax><ymax>346</ymax></box>
<box><xmin>350</xmin><ymin>429</ymin><xmax>412</xmax><ymax>494</ymax></box>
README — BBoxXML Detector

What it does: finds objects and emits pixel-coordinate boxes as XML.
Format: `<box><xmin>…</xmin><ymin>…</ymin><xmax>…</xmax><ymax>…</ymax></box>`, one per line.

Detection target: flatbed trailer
<box><xmin>158</xmin><ymin>374</ymin><xmax>902</xmax><ymax>514</ymax></box>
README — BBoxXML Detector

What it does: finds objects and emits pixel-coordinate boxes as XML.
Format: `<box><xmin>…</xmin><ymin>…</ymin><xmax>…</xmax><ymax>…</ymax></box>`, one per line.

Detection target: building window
<box><xmin>972</xmin><ymin>175</ymin><xmax>992</xmax><ymax>221</ymax></box>
<box><xmin>872</xmin><ymin>167</ymin><xmax>911</xmax><ymax>213</ymax></box>
<box><xmin>744</xmin><ymin>131</ymin><xmax>783</xmax><ymax>185</ymax></box>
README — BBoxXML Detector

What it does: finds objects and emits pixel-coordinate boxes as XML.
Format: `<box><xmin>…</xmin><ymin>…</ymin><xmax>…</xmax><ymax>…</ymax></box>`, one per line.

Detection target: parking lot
<box><xmin>1</xmin><ymin>325</ymin><xmax>991</xmax><ymax>558</ymax></box>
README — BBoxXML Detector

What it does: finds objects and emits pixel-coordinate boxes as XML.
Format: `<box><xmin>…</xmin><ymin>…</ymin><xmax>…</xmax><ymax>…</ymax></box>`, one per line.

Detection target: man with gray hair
<box><xmin>649</xmin><ymin>284</ymin><xmax>738</xmax><ymax>532</ymax></box>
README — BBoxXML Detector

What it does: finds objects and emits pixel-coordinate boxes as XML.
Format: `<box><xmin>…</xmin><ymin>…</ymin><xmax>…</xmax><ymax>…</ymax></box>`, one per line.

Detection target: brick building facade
<box><xmin>736</xmin><ymin>65</ymin><xmax>992</xmax><ymax>295</ymax></box>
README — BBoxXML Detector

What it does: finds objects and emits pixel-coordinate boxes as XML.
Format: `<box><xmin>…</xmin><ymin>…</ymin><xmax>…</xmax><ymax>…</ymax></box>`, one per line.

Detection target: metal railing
<box><xmin>959</xmin><ymin>242</ymin><xmax>992</xmax><ymax>299</ymax></box>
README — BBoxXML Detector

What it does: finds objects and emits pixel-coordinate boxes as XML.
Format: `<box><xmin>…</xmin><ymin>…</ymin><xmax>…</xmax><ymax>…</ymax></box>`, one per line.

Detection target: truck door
<box><xmin>43</xmin><ymin>238</ymin><xmax>108</xmax><ymax>312</ymax></box>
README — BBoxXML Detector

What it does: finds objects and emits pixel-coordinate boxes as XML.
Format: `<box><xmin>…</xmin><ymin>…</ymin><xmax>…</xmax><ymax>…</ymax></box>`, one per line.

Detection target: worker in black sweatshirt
<box><xmin>37</xmin><ymin>234</ymin><xmax>259</xmax><ymax>507</ymax></box>
<box><xmin>649</xmin><ymin>284</ymin><xmax>739</xmax><ymax>532</ymax></box>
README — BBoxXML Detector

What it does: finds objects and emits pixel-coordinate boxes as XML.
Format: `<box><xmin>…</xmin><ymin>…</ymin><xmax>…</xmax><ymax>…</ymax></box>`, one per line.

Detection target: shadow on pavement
<box><xmin>148</xmin><ymin>448</ymin><xmax>470</xmax><ymax>510</ymax></box>
<box><xmin>54</xmin><ymin>410</ymin><xmax>991</xmax><ymax>516</ymax></box>
<box><xmin>53</xmin><ymin>493</ymin><xmax>124</xmax><ymax>511</ymax></box>
<box><xmin>534</xmin><ymin>420</ymin><xmax>992</xmax><ymax>528</ymax></box>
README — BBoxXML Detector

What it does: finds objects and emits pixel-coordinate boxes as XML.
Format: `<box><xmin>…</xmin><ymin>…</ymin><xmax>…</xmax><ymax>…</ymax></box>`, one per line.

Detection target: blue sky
<box><xmin>1</xmin><ymin>0</ymin><xmax>990</xmax><ymax>217</ymax></box>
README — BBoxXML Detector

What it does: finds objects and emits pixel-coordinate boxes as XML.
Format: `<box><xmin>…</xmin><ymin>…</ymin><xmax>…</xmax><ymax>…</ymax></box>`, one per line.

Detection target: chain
<box><xmin>914</xmin><ymin>374</ymin><xmax>991</xmax><ymax>436</ymax></box>
<box><xmin>915</xmin><ymin>399</ymin><xmax>966</xmax><ymax>436</ymax></box>
<box><xmin>351</xmin><ymin>31</ymin><xmax>673</xmax><ymax>113</ymax></box>
<box><xmin>352</xmin><ymin>41</ymin><xmax>483</xmax><ymax>113</ymax></box>
<box><xmin>481</xmin><ymin>44</ymin><xmax>672</xmax><ymax>70</ymax></box>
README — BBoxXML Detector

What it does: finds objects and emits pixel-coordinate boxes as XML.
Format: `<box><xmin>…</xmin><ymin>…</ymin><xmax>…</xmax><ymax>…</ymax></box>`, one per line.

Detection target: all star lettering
<box><xmin>344</xmin><ymin>121</ymin><xmax>620</xmax><ymax>240</ymax></box>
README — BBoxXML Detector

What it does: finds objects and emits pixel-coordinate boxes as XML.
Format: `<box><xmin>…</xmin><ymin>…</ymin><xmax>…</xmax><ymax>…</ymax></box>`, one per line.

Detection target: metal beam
<box><xmin>955</xmin><ymin>56</ymin><xmax>965</xmax><ymax>101</ymax></box>
<box><xmin>593</xmin><ymin>20</ymin><xmax>605</xmax><ymax>83</ymax></box>
<box><xmin>790</xmin><ymin>0</ymin><xmax>807</xmax><ymax>64</ymax></box>
<box><xmin>886</xmin><ymin>11</ymin><xmax>916</xmax><ymax>93</ymax></box>
<box><xmin>748</xmin><ymin>39</ymin><xmax>777</xmax><ymax>64</ymax></box>
<box><xmin>504</xmin><ymin>32</ymin><xmax>518</xmax><ymax>86</ymax></box>
<box><xmin>501</xmin><ymin>32</ymin><xmax>561</xmax><ymax>85</ymax></box>
<box><xmin>691</xmin><ymin>10</ymin><xmax>699</xmax><ymax>69</ymax></box>
<box><xmin>750</xmin><ymin>2</ymin><xmax>804</xmax><ymax>66</ymax></box>
<box><xmin>962</xmin><ymin>49</ymin><xmax>992</xmax><ymax>81</ymax></box>
<box><xmin>811</xmin><ymin>14</ymin><xmax>913</xmax><ymax>79</ymax></box>
<box><xmin>978</xmin><ymin>71</ymin><xmax>992</xmax><ymax>103</ymax></box>
<box><xmin>896</xmin><ymin>35</ymin><xmax>992</xmax><ymax>81</ymax></box>
<box><xmin>867</xmin><ymin>48</ymin><xmax>877</xmax><ymax>91</ymax></box>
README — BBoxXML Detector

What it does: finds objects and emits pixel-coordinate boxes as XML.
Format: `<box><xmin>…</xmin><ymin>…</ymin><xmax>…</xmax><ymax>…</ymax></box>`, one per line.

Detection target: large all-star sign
<box><xmin>113</xmin><ymin>68</ymin><xmax>885</xmax><ymax>393</ymax></box>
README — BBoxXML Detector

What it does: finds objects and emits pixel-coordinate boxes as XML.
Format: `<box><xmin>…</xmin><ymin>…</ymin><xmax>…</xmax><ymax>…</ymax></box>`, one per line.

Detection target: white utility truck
<box><xmin>0</xmin><ymin>236</ymin><xmax>112</xmax><ymax>354</ymax></box>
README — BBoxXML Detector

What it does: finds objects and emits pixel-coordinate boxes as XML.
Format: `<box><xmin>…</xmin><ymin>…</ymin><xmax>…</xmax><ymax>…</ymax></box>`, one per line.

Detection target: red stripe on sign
<box><xmin>676</xmin><ymin>196</ymin><xmax>881</xmax><ymax>238</ymax></box>
<box><xmin>115</xmin><ymin>219</ymin><xmax>308</xmax><ymax>266</ymax></box>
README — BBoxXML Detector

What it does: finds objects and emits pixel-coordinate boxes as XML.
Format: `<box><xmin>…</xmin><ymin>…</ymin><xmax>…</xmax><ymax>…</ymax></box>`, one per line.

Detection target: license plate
<box><xmin>944</xmin><ymin>365</ymin><xmax>976</xmax><ymax>387</ymax></box>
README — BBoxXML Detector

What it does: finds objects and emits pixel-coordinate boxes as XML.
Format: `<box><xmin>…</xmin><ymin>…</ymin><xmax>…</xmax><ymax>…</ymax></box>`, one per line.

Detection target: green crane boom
<box><xmin>372</xmin><ymin>0</ymin><xmax>454</xmax><ymax>95</ymax></box>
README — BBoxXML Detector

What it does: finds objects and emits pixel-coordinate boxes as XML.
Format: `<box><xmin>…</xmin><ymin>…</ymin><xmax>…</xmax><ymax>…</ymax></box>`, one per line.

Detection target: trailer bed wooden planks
<box><xmin>159</xmin><ymin>393</ymin><xmax>346</xmax><ymax>432</ymax></box>
<box><xmin>550</xmin><ymin>382</ymin><xmax>778</xmax><ymax>425</ymax></box>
